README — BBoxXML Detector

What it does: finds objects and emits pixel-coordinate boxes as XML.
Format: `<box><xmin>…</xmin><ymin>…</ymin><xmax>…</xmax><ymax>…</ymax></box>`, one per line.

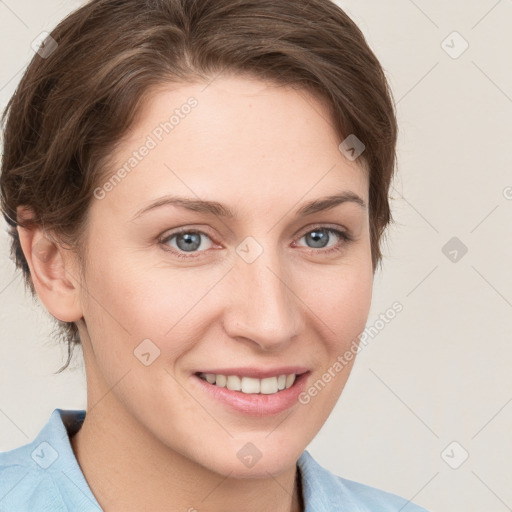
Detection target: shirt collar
<box><xmin>30</xmin><ymin>409</ymin><xmax>339</xmax><ymax>511</ymax></box>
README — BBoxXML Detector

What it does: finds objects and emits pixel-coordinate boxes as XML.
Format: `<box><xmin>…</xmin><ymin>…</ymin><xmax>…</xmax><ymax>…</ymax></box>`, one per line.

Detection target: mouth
<box><xmin>191</xmin><ymin>370</ymin><xmax>310</xmax><ymax>416</ymax></box>
<box><xmin>194</xmin><ymin>371</ymin><xmax>307</xmax><ymax>395</ymax></box>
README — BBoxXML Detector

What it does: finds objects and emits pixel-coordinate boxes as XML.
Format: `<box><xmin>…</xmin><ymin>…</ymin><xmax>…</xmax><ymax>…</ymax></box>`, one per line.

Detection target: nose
<box><xmin>222</xmin><ymin>248</ymin><xmax>304</xmax><ymax>351</ymax></box>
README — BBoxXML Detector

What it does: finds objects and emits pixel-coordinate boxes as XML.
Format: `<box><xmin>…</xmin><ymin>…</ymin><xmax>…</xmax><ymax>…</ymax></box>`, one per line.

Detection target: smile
<box><xmin>191</xmin><ymin>371</ymin><xmax>310</xmax><ymax>416</ymax></box>
<box><xmin>196</xmin><ymin>372</ymin><xmax>299</xmax><ymax>395</ymax></box>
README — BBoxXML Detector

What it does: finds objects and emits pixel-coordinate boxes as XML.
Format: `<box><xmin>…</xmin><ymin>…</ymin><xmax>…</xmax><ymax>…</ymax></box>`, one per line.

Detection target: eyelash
<box><xmin>158</xmin><ymin>225</ymin><xmax>354</xmax><ymax>260</ymax></box>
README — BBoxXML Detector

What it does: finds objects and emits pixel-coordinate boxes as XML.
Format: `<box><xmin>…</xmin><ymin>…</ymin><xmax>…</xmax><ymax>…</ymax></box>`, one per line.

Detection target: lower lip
<box><xmin>191</xmin><ymin>372</ymin><xmax>310</xmax><ymax>417</ymax></box>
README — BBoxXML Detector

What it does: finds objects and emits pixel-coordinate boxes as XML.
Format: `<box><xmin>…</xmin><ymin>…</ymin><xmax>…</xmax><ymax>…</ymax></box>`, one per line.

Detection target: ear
<box><xmin>16</xmin><ymin>206</ymin><xmax>83</xmax><ymax>323</ymax></box>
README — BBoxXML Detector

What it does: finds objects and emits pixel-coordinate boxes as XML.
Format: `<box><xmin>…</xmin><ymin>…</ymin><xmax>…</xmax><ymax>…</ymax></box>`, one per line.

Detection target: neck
<box><xmin>70</xmin><ymin>399</ymin><xmax>304</xmax><ymax>512</ymax></box>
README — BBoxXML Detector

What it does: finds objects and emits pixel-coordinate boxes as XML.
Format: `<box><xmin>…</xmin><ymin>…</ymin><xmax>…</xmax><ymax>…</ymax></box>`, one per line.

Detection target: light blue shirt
<box><xmin>0</xmin><ymin>409</ymin><xmax>429</xmax><ymax>511</ymax></box>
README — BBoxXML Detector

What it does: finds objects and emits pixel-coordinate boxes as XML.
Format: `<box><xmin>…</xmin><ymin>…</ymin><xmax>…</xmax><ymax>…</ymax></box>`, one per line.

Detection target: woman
<box><xmin>0</xmin><ymin>0</ymin><xmax>429</xmax><ymax>510</ymax></box>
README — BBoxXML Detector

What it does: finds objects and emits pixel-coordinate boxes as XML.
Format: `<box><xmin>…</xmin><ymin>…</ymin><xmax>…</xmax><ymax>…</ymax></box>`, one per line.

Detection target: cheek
<box><xmin>300</xmin><ymin>256</ymin><xmax>373</xmax><ymax>342</ymax></box>
<box><xmin>293</xmin><ymin>265</ymin><xmax>372</xmax><ymax>441</ymax></box>
<box><xmin>83</xmin><ymin>247</ymin><xmax>169</xmax><ymax>330</ymax></box>
<box><xmin>80</xmin><ymin>250</ymin><xmax>213</xmax><ymax>364</ymax></box>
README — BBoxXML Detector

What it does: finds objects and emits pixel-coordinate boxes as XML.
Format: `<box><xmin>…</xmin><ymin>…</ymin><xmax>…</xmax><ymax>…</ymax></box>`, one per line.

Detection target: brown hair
<box><xmin>0</xmin><ymin>0</ymin><xmax>398</xmax><ymax>372</ymax></box>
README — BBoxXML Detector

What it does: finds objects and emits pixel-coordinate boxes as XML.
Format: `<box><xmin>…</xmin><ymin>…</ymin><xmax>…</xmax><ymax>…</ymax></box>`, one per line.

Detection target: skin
<box><xmin>18</xmin><ymin>75</ymin><xmax>374</xmax><ymax>512</ymax></box>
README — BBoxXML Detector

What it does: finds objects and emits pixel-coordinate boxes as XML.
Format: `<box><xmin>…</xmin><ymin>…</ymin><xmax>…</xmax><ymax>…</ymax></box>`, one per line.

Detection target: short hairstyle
<box><xmin>0</xmin><ymin>0</ymin><xmax>398</xmax><ymax>372</ymax></box>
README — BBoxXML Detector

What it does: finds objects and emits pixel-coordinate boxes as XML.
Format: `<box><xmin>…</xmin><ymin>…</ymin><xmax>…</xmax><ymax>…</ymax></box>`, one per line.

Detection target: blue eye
<box><xmin>160</xmin><ymin>228</ymin><xmax>213</xmax><ymax>258</ymax></box>
<box><xmin>295</xmin><ymin>227</ymin><xmax>352</xmax><ymax>255</ymax></box>
<box><xmin>159</xmin><ymin>225</ymin><xmax>353</xmax><ymax>259</ymax></box>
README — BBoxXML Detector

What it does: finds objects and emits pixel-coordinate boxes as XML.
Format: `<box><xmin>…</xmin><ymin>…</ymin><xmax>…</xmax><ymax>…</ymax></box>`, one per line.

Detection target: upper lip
<box><xmin>194</xmin><ymin>366</ymin><xmax>310</xmax><ymax>379</ymax></box>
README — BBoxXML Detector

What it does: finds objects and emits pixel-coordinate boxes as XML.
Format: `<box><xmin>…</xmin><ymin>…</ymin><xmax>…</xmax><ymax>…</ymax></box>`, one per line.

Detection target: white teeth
<box><xmin>226</xmin><ymin>375</ymin><xmax>241</xmax><ymax>391</ymax></box>
<box><xmin>215</xmin><ymin>374</ymin><xmax>227</xmax><ymax>387</ymax></box>
<box><xmin>241</xmin><ymin>377</ymin><xmax>260</xmax><ymax>394</ymax></box>
<box><xmin>286</xmin><ymin>374</ymin><xmax>296</xmax><ymax>388</ymax></box>
<box><xmin>260</xmin><ymin>377</ymin><xmax>278</xmax><ymax>394</ymax></box>
<box><xmin>198</xmin><ymin>372</ymin><xmax>300</xmax><ymax>394</ymax></box>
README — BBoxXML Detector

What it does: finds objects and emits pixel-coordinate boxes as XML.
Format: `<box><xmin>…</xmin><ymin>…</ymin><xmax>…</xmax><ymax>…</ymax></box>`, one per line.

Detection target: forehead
<box><xmin>95</xmin><ymin>75</ymin><xmax>369</xmax><ymax>217</ymax></box>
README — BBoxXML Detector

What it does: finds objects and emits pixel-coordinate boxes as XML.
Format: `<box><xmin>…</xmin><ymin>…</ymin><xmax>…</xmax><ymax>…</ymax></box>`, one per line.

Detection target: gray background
<box><xmin>1</xmin><ymin>1</ymin><xmax>511</xmax><ymax>511</ymax></box>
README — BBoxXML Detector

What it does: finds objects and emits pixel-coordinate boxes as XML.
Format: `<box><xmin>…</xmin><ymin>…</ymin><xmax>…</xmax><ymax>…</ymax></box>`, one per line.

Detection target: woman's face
<box><xmin>76</xmin><ymin>75</ymin><xmax>373</xmax><ymax>477</ymax></box>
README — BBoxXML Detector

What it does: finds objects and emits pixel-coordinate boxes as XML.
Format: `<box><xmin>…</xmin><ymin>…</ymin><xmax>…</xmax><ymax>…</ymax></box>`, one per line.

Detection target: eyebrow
<box><xmin>132</xmin><ymin>191</ymin><xmax>366</xmax><ymax>221</ymax></box>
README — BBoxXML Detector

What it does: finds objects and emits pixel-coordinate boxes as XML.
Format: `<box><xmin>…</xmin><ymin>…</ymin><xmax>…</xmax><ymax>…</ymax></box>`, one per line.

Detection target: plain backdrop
<box><xmin>1</xmin><ymin>1</ymin><xmax>511</xmax><ymax>511</ymax></box>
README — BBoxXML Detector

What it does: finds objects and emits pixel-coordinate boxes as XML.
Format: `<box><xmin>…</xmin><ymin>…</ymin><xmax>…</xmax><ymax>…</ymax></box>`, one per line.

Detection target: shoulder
<box><xmin>331</xmin><ymin>475</ymin><xmax>430</xmax><ymax>511</ymax></box>
<box><xmin>0</xmin><ymin>408</ymin><xmax>97</xmax><ymax>512</ymax></box>
<box><xmin>0</xmin><ymin>438</ymin><xmax>68</xmax><ymax>511</ymax></box>
<box><xmin>298</xmin><ymin>450</ymin><xmax>430</xmax><ymax>512</ymax></box>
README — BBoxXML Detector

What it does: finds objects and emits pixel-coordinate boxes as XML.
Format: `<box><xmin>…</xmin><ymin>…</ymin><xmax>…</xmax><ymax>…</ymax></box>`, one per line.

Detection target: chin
<box><xmin>203</xmin><ymin>439</ymin><xmax>303</xmax><ymax>479</ymax></box>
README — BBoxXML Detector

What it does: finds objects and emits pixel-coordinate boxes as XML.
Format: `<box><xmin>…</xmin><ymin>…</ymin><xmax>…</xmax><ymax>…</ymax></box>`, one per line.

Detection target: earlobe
<box><xmin>16</xmin><ymin>210</ymin><xmax>83</xmax><ymax>324</ymax></box>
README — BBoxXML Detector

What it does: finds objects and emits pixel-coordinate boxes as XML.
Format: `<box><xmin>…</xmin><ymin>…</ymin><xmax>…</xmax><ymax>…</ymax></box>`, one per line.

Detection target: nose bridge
<box><xmin>224</xmin><ymin>238</ymin><xmax>302</xmax><ymax>348</ymax></box>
